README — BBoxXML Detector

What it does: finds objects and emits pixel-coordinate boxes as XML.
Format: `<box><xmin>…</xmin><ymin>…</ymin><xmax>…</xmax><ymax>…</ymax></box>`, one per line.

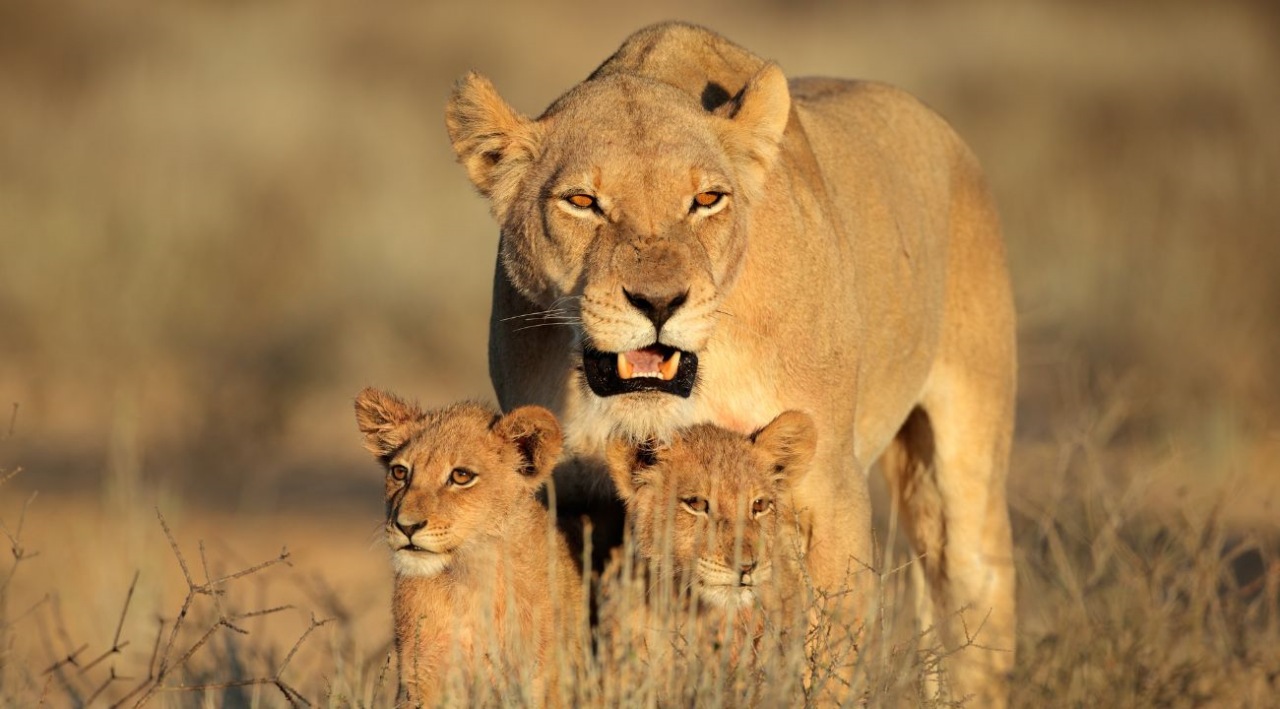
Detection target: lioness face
<box><xmin>606</xmin><ymin>411</ymin><xmax>815</xmax><ymax>609</ymax></box>
<box><xmin>354</xmin><ymin>390</ymin><xmax>562</xmax><ymax>578</ymax></box>
<box><xmin>447</xmin><ymin>66</ymin><xmax>791</xmax><ymax>412</ymax></box>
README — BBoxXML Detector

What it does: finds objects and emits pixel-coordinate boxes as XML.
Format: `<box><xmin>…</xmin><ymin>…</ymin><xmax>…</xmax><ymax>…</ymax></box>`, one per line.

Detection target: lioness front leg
<box><xmin>792</xmin><ymin>451</ymin><xmax>878</xmax><ymax>702</ymax></box>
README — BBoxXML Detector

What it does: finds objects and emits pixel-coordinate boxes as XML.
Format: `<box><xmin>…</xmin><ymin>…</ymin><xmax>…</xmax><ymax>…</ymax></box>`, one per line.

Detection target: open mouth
<box><xmin>582</xmin><ymin>344</ymin><xmax>698</xmax><ymax>398</ymax></box>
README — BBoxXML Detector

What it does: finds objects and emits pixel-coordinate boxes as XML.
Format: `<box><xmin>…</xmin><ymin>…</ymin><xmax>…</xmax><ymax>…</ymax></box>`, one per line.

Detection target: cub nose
<box><xmin>395</xmin><ymin>517</ymin><xmax>426</xmax><ymax>539</ymax></box>
<box><xmin>623</xmin><ymin>287</ymin><xmax>689</xmax><ymax>334</ymax></box>
<box><xmin>739</xmin><ymin>560</ymin><xmax>757</xmax><ymax>575</ymax></box>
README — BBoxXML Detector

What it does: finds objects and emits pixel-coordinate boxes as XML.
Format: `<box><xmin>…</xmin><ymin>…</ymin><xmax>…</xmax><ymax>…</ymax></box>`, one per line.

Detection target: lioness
<box><xmin>354</xmin><ymin>389</ymin><xmax>583</xmax><ymax>706</ymax></box>
<box><xmin>446</xmin><ymin>22</ymin><xmax>1016</xmax><ymax>704</ymax></box>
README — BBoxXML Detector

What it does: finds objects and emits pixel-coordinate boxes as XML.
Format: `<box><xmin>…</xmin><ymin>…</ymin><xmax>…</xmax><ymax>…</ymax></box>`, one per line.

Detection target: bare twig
<box><xmin>124</xmin><ymin>509</ymin><xmax>298</xmax><ymax>707</ymax></box>
<box><xmin>41</xmin><ymin>643</ymin><xmax>88</xmax><ymax>675</ymax></box>
<box><xmin>79</xmin><ymin>570</ymin><xmax>139</xmax><ymax>675</ymax></box>
<box><xmin>0</xmin><ymin>466</ymin><xmax>20</xmax><ymax>487</ymax></box>
<box><xmin>85</xmin><ymin>666</ymin><xmax>132</xmax><ymax>706</ymax></box>
<box><xmin>108</xmin><ymin>618</ymin><xmax>166</xmax><ymax>709</ymax></box>
<box><xmin>1</xmin><ymin>491</ymin><xmax>41</xmax><ymax>597</ymax></box>
<box><xmin>5</xmin><ymin>593</ymin><xmax>50</xmax><ymax>628</ymax></box>
<box><xmin>277</xmin><ymin>613</ymin><xmax>332</xmax><ymax>677</ymax></box>
<box><xmin>205</xmin><ymin>546</ymin><xmax>291</xmax><ymax>588</ymax></box>
<box><xmin>155</xmin><ymin>509</ymin><xmax>194</xmax><ymax>587</ymax></box>
<box><xmin>154</xmin><ymin>613</ymin><xmax>333</xmax><ymax>708</ymax></box>
<box><xmin>2</xmin><ymin>402</ymin><xmax>17</xmax><ymax>441</ymax></box>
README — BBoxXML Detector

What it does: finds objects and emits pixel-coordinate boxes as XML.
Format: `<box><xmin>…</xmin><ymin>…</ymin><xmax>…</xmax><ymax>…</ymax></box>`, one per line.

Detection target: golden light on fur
<box><xmin>353</xmin><ymin>390</ymin><xmax>582</xmax><ymax>706</ymax></box>
<box><xmin>601</xmin><ymin>411</ymin><xmax>817</xmax><ymax>687</ymax></box>
<box><xmin>449</xmin><ymin>21</ymin><xmax>1019</xmax><ymax>705</ymax></box>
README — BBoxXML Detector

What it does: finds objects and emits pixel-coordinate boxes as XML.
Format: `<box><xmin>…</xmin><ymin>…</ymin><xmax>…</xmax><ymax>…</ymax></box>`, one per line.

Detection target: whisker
<box><xmin>498</xmin><ymin>295</ymin><xmax>583</xmax><ymax>324</ymax></box>
<box><xmin>500</xmin><ymin>309</ymin><xmax>573</xmax><ymax>323</ymax></box>
<box><xmin>367</xmin><ymin>524</ymin><xmax>389</xmax><ymax>553</ymax></box>
<box><xmin>514</xmin><ymin>321</ymin><xmax>582</xmax><ymax>333</ymax></box>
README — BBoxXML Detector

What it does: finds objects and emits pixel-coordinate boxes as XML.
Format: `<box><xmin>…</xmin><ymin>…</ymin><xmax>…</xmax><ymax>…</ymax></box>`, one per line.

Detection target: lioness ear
<box><xmin>354</xmin><ymin>387</ymin><xmax>424</xmax><ymax>458</ymax></box>
<box><xmin>716</xmin><ymin>63</ymin><xmax>791</xmax><ymax>200</ymax></box>
<box><xmin>445</xmin><ymin>72</ymin><xmax>544</xmax><ymax>207</ymax></box>
<box><xmin>493</xmin><ymin>405</ymin><xmax>563</xmax><ymax>483</ymax></box>
<box><xmin>751</xmin><ymin>410</ymin><xmax>816</xmax><ymax>488</ymax></box>
<box><xmin>605</xmin><ymin>436</ymin><xmax>663</xmax><ymax>500</ymax></box>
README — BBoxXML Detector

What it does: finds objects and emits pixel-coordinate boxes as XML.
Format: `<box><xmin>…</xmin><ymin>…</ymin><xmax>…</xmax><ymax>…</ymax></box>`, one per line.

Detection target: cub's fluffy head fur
<box><xmin>354</xmin><ymin>388</ymin><xmax>562</xmax><ymax>578</ymax></box>
<box><xmin>606</xmin><ymin>410</ymin><xmax>815</xmax><ymax>609</ymax></box>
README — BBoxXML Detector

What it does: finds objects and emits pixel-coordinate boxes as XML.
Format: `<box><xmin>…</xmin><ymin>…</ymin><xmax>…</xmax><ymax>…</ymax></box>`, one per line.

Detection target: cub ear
<box><xmin>492</xmin><ymin>405</ymin><xmax>563</xmax><ymax>484</ymax></box>
<box><xmin>751</xmin><ymin>410</ymin><xmax>816</xmax><ymax>488</ymax></box>
<box><xmin>716</xmin><ymin>63</ymin><xmax>791</xmax><ymax>200</ymax></box>
<box><xmin>445</xmin><ymin>72</ymin><xmax>544</xmax><ymax>208</ymax></box>
<box><xmin>604</xmin><ymin>436</ymin><xmax>664</xmax><ymax>500</ymax></box>
<box><xmin>354</xmin><ymin>387</ymin><xmax>424</xmax><ymax>458</ymax></box>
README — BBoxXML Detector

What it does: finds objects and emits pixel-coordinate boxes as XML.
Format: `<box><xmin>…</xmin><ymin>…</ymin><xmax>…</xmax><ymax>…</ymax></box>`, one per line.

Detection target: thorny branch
<box><xmin>24</xmin><ymin>507</ymin><xmax>324</xmax><ymax>708</ymax></box>
<box><xmin>153</xmin><ymin>614</ymin><xmax>334</xmax><ymax>708</ymax></box>
<box><xmin>122</xmin><ymin>508</ymin><xmax>299</xmax><ymax>707</ymax></box>
<box><xmin>1</xmin><ymin>491</ymin><xmax>40</xmax><ymax>598</ymax></box>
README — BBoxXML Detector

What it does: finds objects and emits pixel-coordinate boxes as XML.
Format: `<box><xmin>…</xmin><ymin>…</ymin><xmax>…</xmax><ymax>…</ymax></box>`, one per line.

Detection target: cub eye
<box><xmin>681</xmin><ymin>496</ymin><xmax>709</xmax><ymax>514</ymax></box>
<box><xmin>449</xmin><ymin>468</ymin><xmax>477</xmax><ymax>487</ymax></box>
<box><xmin>752</xmin><ymin>498</ymin><xmax>773</xmax><ymax>516</ymax></box>
<box><xmin>565</xmin><ymin>193</ymin><xmax>597</xmax><ymax>210</ymax></box>
<box><xmin>691</xmin><ymin>191</ymin><xmax>724</xmax><ymax>211</ymax></box>
<box><xmin>389</xmin><ymin>464</ymin><xmax>409</xmax><ymax>482</ymax></box>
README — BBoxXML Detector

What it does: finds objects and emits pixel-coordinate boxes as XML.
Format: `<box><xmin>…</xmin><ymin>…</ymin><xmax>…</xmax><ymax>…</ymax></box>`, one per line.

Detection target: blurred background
<box><xmin>1</xmin><ymin>0</ymin><xmax>1277</xmax><ymax>701</ymax></box>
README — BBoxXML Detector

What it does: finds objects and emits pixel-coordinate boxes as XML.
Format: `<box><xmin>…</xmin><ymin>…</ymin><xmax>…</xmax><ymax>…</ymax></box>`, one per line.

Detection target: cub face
<box><xmin>446</xmin><ymin>65</ymin><xmax>791</xmax><ymax>406</ymax></box>
<box><xmin>606</xmin><ymin>410</ymin><xmax>816</xmax><ymax>609</ymax></box>
<box><xmin>354</xmin><ymin>388</ymin><xmax>562</xmax><ymax>578</ymax></box>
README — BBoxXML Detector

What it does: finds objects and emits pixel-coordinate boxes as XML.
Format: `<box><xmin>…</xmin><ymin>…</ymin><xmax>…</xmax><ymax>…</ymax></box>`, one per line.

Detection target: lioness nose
<box><xmin>623</xmin><ymin>288</ymin><xmax>688</xmax><ymax>333</ymax></box>
<box><xmin>395</xmin><ymin>518</ymin><xmax>426</xmax><ymax>538</ymax></box>
<box><xmin>739</xmin><ymin>560</ymin><xmax>757</xmax><ymax>575</ymax></box>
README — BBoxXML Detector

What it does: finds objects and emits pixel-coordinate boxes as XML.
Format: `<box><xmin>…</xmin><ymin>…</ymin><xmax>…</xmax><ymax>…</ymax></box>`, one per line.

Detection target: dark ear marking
<box><xmin>701</xmin><ymin>81</ymin><xmax>733</xmax><ymax>111</ymax></box>
<box><xmin>635</xmin><ymin>438</ymin><xmax>660</xmax><ymax>468</ymax></box>
<box><xmin>513</xmin><ymin>432</ymin><xmax>540</xmax><ymax>476</ymax></box>
<box><xmin>492</xmin><ymin>405</ymin><xmax>563</xmax><ymax>481</ymax></box>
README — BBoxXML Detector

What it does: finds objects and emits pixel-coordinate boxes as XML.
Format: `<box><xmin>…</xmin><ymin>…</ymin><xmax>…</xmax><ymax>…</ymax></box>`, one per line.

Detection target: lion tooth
<box><xmin>617</xmin><ymin>353</ymin><xmax>634</xmax><ymax>380</ymax></box>
<box><xmin>659</xmin><ymin>350</ymin><xmax>681</xmax><ymax>381</ymax></box>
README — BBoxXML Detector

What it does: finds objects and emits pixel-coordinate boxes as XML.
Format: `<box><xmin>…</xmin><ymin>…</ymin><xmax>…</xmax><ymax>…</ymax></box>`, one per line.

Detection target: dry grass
<box><xmin>2</xmin><ymin>0</ymin><xmax>1278</xmax><ymax>706</ymax></box>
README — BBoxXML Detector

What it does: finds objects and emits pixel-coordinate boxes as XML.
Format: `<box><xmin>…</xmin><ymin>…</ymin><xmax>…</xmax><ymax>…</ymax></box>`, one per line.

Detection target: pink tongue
<box><xmin>624</xmin><ymin>347</ymin><xmax>666</xmax><ymax>373</ymax></box>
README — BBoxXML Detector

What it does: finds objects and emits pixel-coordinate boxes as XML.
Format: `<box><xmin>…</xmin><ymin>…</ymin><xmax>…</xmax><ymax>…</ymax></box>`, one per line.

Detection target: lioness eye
<box><xmin>681</xmin><ymin>496</ymin><xmax>709</xmax><ymax>514</ymax></box>
<box><xmin>752</xmin><ymin>498</ymin><xmax>772</xmax><ymax>515</ymax></box>
<box><xmin>389</xmin><ymin>464</ymin><xmax>409</xmax><ymax>482</ymax></box>
<box><xmin>565</xmin><ymin>193</ymin><xmax>597</xmax><ymax>210</ymax></box>
<box><xmin>691</xmin><ymin>191</ymin><xmax>723</xmax><ymax>211</ymax></box>
<box><xmin>449</xmin><ymin>468</ymin><xmax>477</xmax><ymax>487</ymax></box>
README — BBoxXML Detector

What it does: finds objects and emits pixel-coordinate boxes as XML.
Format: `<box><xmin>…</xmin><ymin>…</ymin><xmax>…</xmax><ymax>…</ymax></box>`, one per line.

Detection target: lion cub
<box><xmin>354</xmin><ymin>388</ymin><xmax>582</xmax><ymax>707</ymax></box>
<box><xmin>603</xmin><ymin>411</ymin><xmax>816</xmax><ymax>665</ymax></box>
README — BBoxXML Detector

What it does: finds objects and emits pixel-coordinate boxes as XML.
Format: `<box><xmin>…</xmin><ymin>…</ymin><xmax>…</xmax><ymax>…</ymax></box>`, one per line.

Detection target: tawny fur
<box><xmin>602</xmin><ymin>411</ymin><xmax>816</xmax><ymax>681</ymax></box>
<box><xmin>446</xmin><ymin>22</ymin><xmax>1017</xmax><ymax>705</ymax></box>
<box><xmin>355</xmin><ymin>389</ymin><xmax>583</xmax><ymax>707</ymax></box>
